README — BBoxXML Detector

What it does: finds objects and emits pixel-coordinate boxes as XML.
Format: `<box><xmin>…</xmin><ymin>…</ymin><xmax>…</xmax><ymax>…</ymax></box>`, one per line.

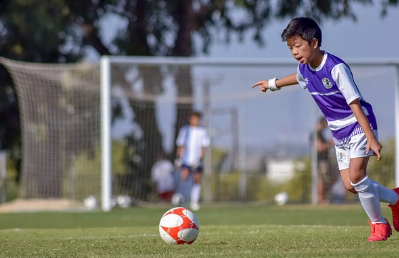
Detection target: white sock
<box><xmin>370</xmin><ymin>179</ymin><xmax>399</xmax><ymax>205</ymax></box>
<box><xmin>190</xmin><ymin>184</ymin><xmax>201</xmax><ymax>204</ymax></box>
<box><xmin>351</xmin><ymin>176</ymin><xmax>385</xmax><ymax>224</ymax></box>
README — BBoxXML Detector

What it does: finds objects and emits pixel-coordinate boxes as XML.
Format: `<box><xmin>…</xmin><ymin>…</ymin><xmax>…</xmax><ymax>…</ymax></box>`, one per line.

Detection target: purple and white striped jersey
<box><xmin>296</xmin><ymin>52</ymin><xmax>377</xmax><ymax>146</ymax></box>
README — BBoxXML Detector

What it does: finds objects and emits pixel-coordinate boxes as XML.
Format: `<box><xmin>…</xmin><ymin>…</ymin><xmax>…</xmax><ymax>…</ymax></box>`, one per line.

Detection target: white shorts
<box><xmin>334</xmin><ymin>130</ymin><xmax>378</xmax><ymax>171</ymax></box>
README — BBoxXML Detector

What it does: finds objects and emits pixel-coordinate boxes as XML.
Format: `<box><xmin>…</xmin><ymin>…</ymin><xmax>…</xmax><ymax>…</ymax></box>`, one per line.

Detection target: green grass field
<box><xmin>0</xmin><ymin>204</ymin><xmax>398</xmax><ymax>258</ymax></box>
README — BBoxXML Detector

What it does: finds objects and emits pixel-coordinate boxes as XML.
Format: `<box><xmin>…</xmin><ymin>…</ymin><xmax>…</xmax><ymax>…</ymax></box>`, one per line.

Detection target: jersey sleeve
<box><xmin>201</xmin><ymin>129</ymin><xmax>210</xmax><ymax>147</ymax></box>
<box><xmin>296</xmin><ymin>66</ymin><xmax>307</xmax><ymax>89</ymax></box>
<box><xmin>331</xmin><ymin>63</ymin><xmax>362</xmax><ymax>104</ymax></box>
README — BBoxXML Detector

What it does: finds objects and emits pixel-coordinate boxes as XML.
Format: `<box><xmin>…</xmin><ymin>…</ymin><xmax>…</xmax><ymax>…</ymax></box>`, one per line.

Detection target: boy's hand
<box><xmin>252</xmin><ymin>80</ymin><xmax>269</xmax><ymax>92</ymax></box>
<box><xmin>174</xmin><ymin>158</ymin><xmax>182</xmax><ymax>168</ymax></box>
<box><xmin>367</xmin><ymin>138</ymin><xmax>382</xmax><ymax>161</ymax></box>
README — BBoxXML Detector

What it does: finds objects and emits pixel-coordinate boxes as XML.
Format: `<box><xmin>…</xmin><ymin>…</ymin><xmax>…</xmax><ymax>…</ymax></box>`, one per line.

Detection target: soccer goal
<box><xmin>1</xmin><ymin>56</ymin><xmax>399</xmax><ymax>211</ymax></box>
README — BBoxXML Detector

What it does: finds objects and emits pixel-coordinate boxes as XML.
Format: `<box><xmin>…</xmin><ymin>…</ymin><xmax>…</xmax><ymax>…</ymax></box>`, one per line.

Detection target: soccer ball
<box><xmin>159</xmin><ymin>207</ymin><xmax>200</xmax><ymax>245</ymax></box>
<box><xmin>274</xmin><ymin>192</ymin><xmax>289</xmax><ymax>205</ymax></box>
<box><xmin>116</xmin><ymin>195</ymin><xmax>132</xmax><ymax>208</ymax></box>
<box><xmin>83</xmin><ymin>195</ymin><xmax>97</xmax><ymax>210</ymax></box>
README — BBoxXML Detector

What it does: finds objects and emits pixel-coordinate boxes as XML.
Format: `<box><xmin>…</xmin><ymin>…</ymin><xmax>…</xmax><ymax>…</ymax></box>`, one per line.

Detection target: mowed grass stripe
<box><xmin>0</xmin><ymin>224</ymin><xmax>398</xmax><ymax>257</ymax></box>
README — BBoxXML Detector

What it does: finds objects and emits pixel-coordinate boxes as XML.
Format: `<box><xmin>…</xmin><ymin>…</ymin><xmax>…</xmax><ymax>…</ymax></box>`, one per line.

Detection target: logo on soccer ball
<box><xmin>159</xmin><ymin>207</ymin><xmax>200</xmax><ymax>245</ymax></box>
<box><xmin>322</xmin><ymin>78</ymin><xmax>333</xmax><ymax>89</ymax></box>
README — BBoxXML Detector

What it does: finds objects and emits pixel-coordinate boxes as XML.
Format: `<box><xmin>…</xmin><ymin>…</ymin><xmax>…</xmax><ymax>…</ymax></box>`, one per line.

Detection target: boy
<box><xmin>252</xmin><ymin>17</ymin><xmax>399</xmax><ymax>242</ymax></box>
<box><xmin>176</xmin><ymin>111</ymin><xmax>210</xmax><ymax>211</ymax></box>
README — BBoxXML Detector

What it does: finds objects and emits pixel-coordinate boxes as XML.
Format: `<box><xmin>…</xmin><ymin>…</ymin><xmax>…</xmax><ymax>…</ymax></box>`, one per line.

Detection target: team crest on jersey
<box><xmin>337</xmin><ymin>151</ymin><xmax>348</xmax><ymax>163</ymax></box>
<box><xmin>322</xmin><ymin>78</ymin><xmax>333</xmax><ymax>89</ymax></box>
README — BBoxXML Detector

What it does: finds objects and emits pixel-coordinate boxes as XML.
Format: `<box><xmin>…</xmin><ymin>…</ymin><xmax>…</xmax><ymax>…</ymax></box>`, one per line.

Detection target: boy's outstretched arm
<box><xmin>251</xmin><ymin>73</ymin><xmax>298</xmax><ymax>92</ymax></box>
<box><xmin>349</xmin><ymin>99</ymin><xmax>382</xmax><ymax>160</ymax></box>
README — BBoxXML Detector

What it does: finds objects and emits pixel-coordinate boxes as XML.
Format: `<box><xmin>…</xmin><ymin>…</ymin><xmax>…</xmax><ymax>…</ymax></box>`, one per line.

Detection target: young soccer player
<box><xmin>251</xmin><ymin>17</ymin><xmax>399</xmax><ymax>242</ymax></box>
<box><xmin>176</xmin><ymin>111</ymin><xmax>210</xmax><ymax>211</ymax></box>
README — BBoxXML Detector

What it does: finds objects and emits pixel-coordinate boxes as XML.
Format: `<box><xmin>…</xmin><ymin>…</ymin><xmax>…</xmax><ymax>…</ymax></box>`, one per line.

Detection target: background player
<box><xmin>315</xmin><ymin>116</ymin><xmax>336</xmax><ymax>204</ymax></box>
<box><xmin>176</xmin><ymin>111</ymin><xmax>210</xmax><ymax>211</ymax></box>
<box><xmin>151</xmin><ymin>153</ymin><xmax>176</xmax><ymax>202</ymax></box>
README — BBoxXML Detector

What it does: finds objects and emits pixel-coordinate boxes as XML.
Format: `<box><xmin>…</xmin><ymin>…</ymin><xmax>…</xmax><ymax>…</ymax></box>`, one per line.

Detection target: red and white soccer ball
<box><xmin>159</xmin><ymin>207</ymin><xmax>200</xmax><ymax>245</ymax></box>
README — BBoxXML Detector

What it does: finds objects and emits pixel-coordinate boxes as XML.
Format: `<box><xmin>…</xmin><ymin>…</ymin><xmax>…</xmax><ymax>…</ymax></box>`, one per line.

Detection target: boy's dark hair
<box><xmin>191</xmin><ymin>111</ymin><xmax>202</xmax><ymax>118</ymax></box>
<box><xmin>281</xmin><ymin>17</ymin><xmax>322</xmax><ymax>47</ymax></box>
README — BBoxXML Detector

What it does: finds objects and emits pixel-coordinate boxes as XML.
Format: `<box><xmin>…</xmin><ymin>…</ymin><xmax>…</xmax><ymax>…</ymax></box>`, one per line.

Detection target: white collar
<box><xmin>308</xmin><ymin>51</ymin><xmax>327</xmax><ymax>71</ymax></box>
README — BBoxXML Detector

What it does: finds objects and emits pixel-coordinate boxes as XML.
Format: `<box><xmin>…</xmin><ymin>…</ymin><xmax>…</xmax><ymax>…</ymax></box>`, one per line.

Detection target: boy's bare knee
<box><xmin>347</xmin><ymin>188</ymin><xmax>358</xmax><ymax>194</ymax></box>
<box><xmin>343</xmin><ymin>183</ymin><xmax>357</xmax><ymax>194</ymax></box>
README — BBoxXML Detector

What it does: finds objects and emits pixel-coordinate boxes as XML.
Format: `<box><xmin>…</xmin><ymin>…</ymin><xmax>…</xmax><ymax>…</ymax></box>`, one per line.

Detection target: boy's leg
<box><xmin>190</xmin><ymin>172</ymin><xmax>202</xmax><ymax>211</ymax></box>
<box><xmin>339</xmin><ymin>169</ymin><xmax>357</xmax><ymax>194</ymax></box>
<box><xmin>349</xmin><ymin>157</ymin><xmax>392</xmax><ymax>241</ymax></box>
<box><xmin>340</xmin><ymin>167</ymin><xmax>394</xmax><ymax>218</ymax></box>
<box><xmin>369</xmin><ymin>179</ymin><xmax>399</xmax><ymax>204</ymax></box>
<box><xmin>348</xmin><ymin>131</ymin><xmax>399</xmax><ymax>231</ymax></box>
<box><xmin>336</xmin><ymin>133</ymin><xmax>392</xmax><ymax>241</ymax></box>
<box><xmin>350</xmin><ymin>157</ymin><xmax>385</xmax><ymax>224</ymax></box>
<box><xmin>180</xmin><ymin>166</ymin><xmax>190</xmax><ymax>181</ymax></box>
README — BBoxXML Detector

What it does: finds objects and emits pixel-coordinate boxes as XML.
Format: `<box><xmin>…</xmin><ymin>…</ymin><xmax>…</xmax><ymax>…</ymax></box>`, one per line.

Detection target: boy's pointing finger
<box><xmin>252</xmin><ymin>81</ymin><xmax>262</xmax><ymax>88</ymax></box>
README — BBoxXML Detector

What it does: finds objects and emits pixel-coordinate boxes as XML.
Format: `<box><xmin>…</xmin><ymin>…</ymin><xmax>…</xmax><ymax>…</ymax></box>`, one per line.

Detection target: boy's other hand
<box><xmin>367</xmin><ymin>138</ymin><xmax>382</xmax><ymax>161</ymax></box>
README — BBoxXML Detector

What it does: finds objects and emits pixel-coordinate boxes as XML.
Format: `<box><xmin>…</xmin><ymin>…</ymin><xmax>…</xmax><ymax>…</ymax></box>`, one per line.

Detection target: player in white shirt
<box><xmin>176</xmin><ymin>111</ymin><xmax>210</xmax><ymax>211</ymax></box>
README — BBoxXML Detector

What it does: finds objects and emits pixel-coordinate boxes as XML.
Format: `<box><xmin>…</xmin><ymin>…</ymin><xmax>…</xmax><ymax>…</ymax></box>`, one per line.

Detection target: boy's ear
<box><xmin>312</xmin><ymin>38</ymin><xmax>319</xmax><ymax>49</ymax></box>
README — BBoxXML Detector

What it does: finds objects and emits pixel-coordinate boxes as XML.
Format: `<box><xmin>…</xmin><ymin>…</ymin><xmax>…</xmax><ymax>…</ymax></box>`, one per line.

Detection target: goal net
<box><xmin>0</xmin><ymin>58</ymin><xmax>102</xmax><ymax>203</ymax></box>
<box><xmin>1</xmin><ymin>56</ymin><xmax>398</xmax><ymax>210</ymax></box>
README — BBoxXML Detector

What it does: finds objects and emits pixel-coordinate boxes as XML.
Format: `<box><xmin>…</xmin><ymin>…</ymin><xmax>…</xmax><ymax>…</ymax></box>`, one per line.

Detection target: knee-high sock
<box><xmin>370</xmin><ymin>179</ymin><xmax>399</xmax><ymax>205</ymax></box>
<box><xmin>191</xmin><ymin>184</ymin><xmax>201</xmax><ymax>204</ymax></box>
<box><xmin>351</xmin><ymin>176</ymin><xmax>385</xmax><ymax>224</ymax></box>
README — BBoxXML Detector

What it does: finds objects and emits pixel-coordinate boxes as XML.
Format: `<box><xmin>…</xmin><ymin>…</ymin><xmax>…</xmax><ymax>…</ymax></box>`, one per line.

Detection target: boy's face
<box><xmin>189</xmin><ymin>115</ymin><xmax>201</xmax><ymax>126</ymax></box>
<box><xmin>286</xmin><ymin>36</ymin><xmax>319</xmax><ymax>65</ymax></box>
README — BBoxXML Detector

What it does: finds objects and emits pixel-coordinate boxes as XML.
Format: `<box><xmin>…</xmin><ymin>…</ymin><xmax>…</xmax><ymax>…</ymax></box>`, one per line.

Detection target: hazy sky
<box><xmin>201</xmin><ymin>3</ymin><xmax>399</xmax><ymax>60</ymax></box>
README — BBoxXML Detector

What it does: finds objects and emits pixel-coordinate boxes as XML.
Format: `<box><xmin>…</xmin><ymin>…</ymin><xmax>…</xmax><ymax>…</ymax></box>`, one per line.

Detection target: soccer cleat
<box><xmin>367</xmin><ymin>219</ymin><xmax>392</xmax><ymax>242</ymax></box>
<box><xmin>388</xmin><ymin>188</ymin><xmax>399</xmax><ymax>231</ymax></box>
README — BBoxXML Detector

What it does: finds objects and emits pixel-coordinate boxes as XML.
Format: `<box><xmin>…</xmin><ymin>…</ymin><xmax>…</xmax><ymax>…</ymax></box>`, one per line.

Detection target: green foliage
<box><xmin>62</xmin><ymin>140</ymin><xmax>128</xmax><ymax>200</ymax></box>
<box><xmin>368</xmin><ymin>138</ymin><xmax>396</xmax><ymax>189</ymax></box>
<box><xmin>281</xmin><ymin>157</ymin><xmax>312</xmax><ymax>203</ymax></box>
<box><xmin>211</xmin><ymin>158</ymin><xmax>312</xmax><ymax>203</ymax></box>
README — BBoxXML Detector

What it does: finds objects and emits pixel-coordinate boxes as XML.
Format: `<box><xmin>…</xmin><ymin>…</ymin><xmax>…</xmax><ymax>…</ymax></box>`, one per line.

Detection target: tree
<box><xmin>0</xmin><ymin>1</ymin><xmax>86</xmax><ymax>192</ymax></box>
<box><xmin>0</xmin><ymin>0</ymin><xmax>397</xmax><ymax>199</ymax></box>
